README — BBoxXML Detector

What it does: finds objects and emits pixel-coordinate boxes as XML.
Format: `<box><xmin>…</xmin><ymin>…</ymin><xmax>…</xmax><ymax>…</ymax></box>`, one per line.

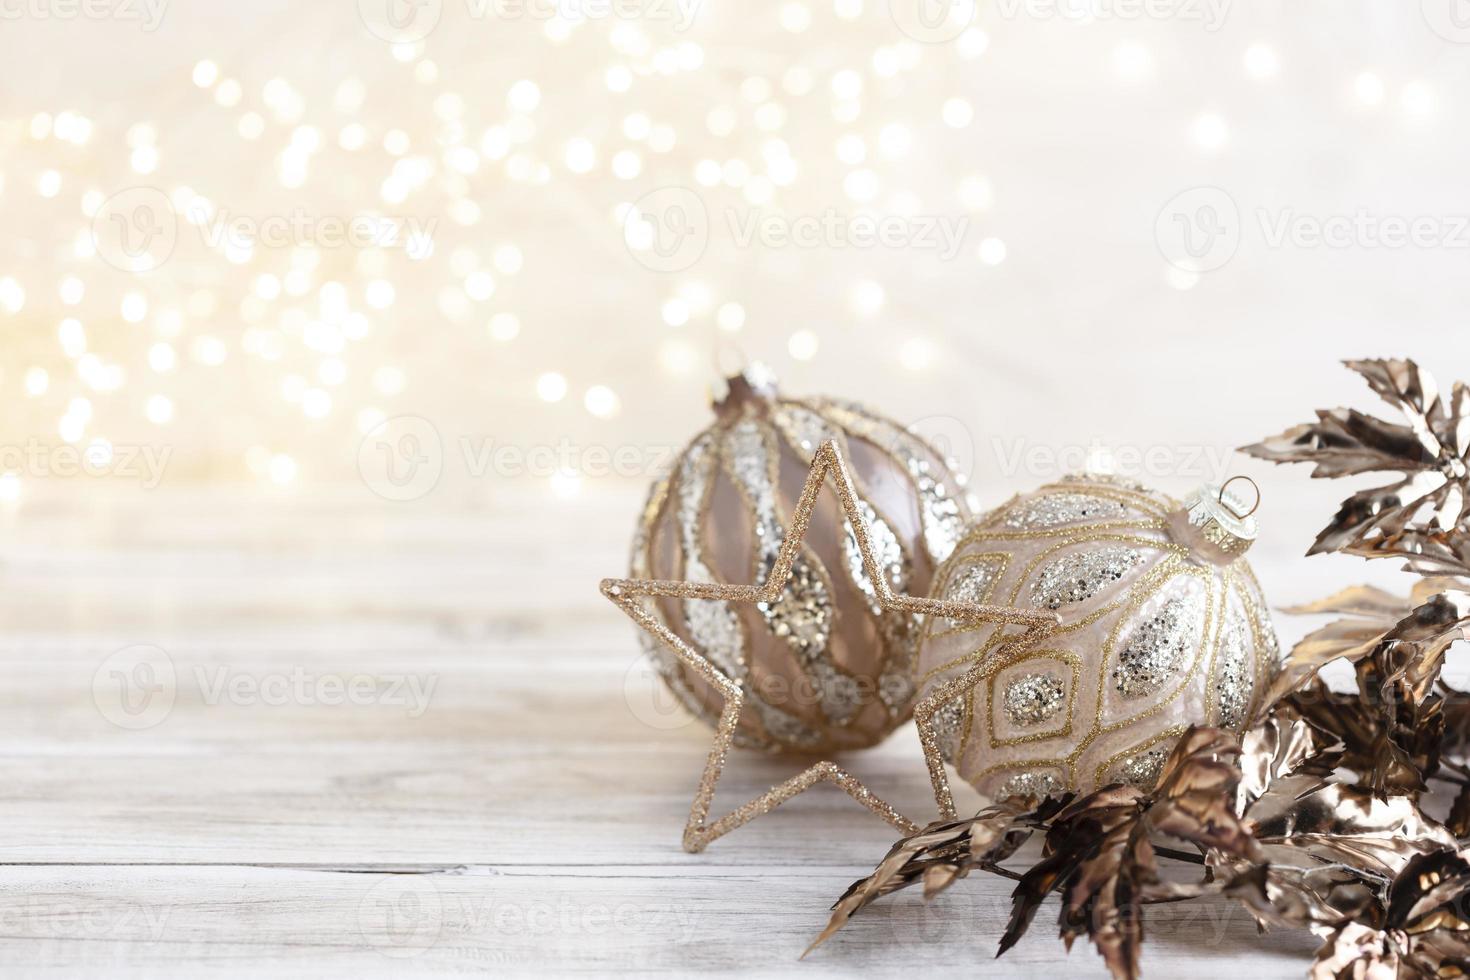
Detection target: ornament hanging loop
<box><xmin>1218</xmin><ymin>475</ymin><xmax>1261</xmax><ymax>520</ymax></box>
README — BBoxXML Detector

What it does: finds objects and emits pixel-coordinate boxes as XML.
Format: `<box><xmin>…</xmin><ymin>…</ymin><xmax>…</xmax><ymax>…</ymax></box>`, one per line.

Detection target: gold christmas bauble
<box><xmin>628</xmin><ymin>366</ymin><xmax>977</xmax><ymax>753</ymax></box>
<box><xmin>916</xmin><ymin>473</ymin><xmax>1280</xmax><ymax>800</ymax></box>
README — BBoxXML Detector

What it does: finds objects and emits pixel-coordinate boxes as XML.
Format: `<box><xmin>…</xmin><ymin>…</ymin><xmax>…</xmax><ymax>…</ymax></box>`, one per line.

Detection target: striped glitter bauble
<box><xmin>627</xmin><ymin>366</ymin><xmax>977</xmax><ymax>753</ymax></box>
<box><xmin>915</xmin><ymin>473</ymin><xmax>1280</xmax><ymax>800</ymax></box>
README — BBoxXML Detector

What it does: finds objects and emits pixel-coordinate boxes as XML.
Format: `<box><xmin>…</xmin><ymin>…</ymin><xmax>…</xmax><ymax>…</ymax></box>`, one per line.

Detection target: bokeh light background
<box><xmin>0</xmin><ymin>0</ymin><xmax>1466</xmax><ymax>555</ymax></box>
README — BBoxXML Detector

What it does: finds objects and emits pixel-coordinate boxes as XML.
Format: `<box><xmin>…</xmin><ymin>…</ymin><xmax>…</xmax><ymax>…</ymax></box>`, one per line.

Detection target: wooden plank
<box><xmin>0</xmin><ymin>864</ymin><xmax>1319</xmax><ymax>977</ymax></box>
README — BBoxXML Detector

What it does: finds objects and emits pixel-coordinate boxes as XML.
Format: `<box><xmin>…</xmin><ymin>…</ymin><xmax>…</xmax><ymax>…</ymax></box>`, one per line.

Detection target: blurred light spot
<box><xmin>899</xmin><ymin>338</ymin><xmax>935</xmax><ymax>371</ymax></box>
<box><xmin>1192</xmin><ymin>113</ymin><xmax>1229</xmax><ymax>152</ymax></box>
<box><xmin>24</xmin><ymin>367</ymin><xmax>48</xmax><ymax>396</ymax></box>
<box><xmin>536</xmin><ymin>372</ymin><xmax>568</xmax><ymax>402</ymax></box>
<box><xmin>1243</xmin><ymin>43</ymin><xmax>1278</xmax><ymax>80</ymax></box>
<box><xmin>268</xmin><ymin>454</ymin><xmax>297</xmax><ymax>485</ymax></box>
<box><xmin>850</xmin><ymin>280</ymin><xmax>885</xmax><ymax>317</ymax></box>
<box><xmin>508</xmin><ymin>80</ymin><xmax>541</xmax><ymax>113</ymax></box>
<box><xmin>1355</xmin><ymin>71</ymin><xmax>1385</xmax><ymax>107</ymax></box>
<box><xmin>661</xmin><ymin>297</ymin><xmax>691</xmax><ymax>327</ymax></box>
<box><xmin>788</xmin><ymin>329</ymin><xmax>819</xmax><ymax>360</ymax></box>
<box><xmin>1113</xmin><ymin>41</ymin><xmax>1153</xmax><ymax>82</ymax></box>
<box><xmin>716</xmin><ymin>302</ymin><xmax>745</xmax><ymax>332</ymax></box>
<box><xmin>659</xmin><ymin>339</ymin><xmax>698</xmax><ymax>374</ymax></box>
<box><xmin>146</xmin><ymin>395</ymin><xmax>174</xmax><ymax>424</ymax></box>
<box><xmin>584</xmin><ymin>385</ymin><xmax>620</xmax><ymax>418</ymax></box>
<box><xmin>942</xmin><ymin>98</ymin><xmax>973</xmax><ymax>128</ymax></box>
<box><xmin>489</xmin><ymin>312</ymin><xmax>521</xmax><ymax>341</ymax></box>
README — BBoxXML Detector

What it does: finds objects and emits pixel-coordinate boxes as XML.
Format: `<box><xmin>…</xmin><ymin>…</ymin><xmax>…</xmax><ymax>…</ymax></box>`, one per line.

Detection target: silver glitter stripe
<box><xmin>722</xmin><ymin>422</ymin><xmax>833</xmax><ymax>661</ymax></box>
<box><xmin>1214</xmin><ymin>605</ymin><xmax>1252</xmax><ymax>729</ymax></box>
<box><xmin>1001</xmin><ymin>491</ymin><xmax>1131</xmax><ymax>530</ymax></box>
<box><xmin>748</xmin><ymin>698</ymin><xmax>822</xmax><ymax>749</ymax></box>
<box><xmin>998</xmin><ymin>769</ymin><xmax>1065</xmax><ymax>801</ymax></box>
<box><xmin>929</xmin><ymin>696</ymin><xmax>964</xmax><ymax>765</ymax></box>
<box><xmin>944</xmin><ymin>559</ymin><xmax>1002</xmax><ymax>604</ymax></box>
<box><xmin>1001</xmin><ymin>672</ymin><xmax>1067</xmax><ymax>727</ymax></box>
<box><xmin>933</xmin><ymin>558</ymin><xmax>1004</xmax><ymax>627</ymax></box>
<box><xmin>772</xmin><ymin>404</ymin><xmax>841</xmax><ymax>460</ymax></box>
<box><xmin>1030</xmin><ymin>545</ymin><xmax>1145</xmax><ymax>610</ymax></box>
<box><xmin>1112</xmin><ymin>591</ymin><xmax>1205</xmax><ymax>699</ymax></box>
<box><xmin>842</xmin><ymin>500</ymin><xmax>909</xmax><ymax>612</ymax></box>
<box><xmin>1061</xmin><ymin>471</ymin><xmax>1150</xmax><ymax>493</ymax></box>
<box><xmin>675</xmin><ymin>435</ymin><xmax>746</xmax><ymax>680</ymax></box>
<box><xmin>878</xmin><ymin>667</ymin><xmax>913</xmax><ymax>715</ymax></box>
<box><xmin>818</xmin><ymin>401</ymin><xmax>965</xmax><ymax>563</ymax></box>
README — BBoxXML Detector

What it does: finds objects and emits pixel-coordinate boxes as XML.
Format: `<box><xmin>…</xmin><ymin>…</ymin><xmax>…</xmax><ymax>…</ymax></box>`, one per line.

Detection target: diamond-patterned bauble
<box><xmin>628</xmin><ymin>366</ymin><xmax>977</xmax><ymax>753</ymax></box>
<box><xmin>916</xmin><ymin>473</ymin><xmax>1280</xmax><ymax>799</ymax></box>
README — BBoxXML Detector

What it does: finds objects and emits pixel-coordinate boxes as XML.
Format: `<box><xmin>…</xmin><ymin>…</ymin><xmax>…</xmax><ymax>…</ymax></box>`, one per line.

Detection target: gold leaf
<box><xmin>1242</xmin><ymin>358</ymin><xmax>1470</xmax><ymax>574</ymax></box>
<box><xmin>806</xmin><ymin>798</ymin><xmax>1048</xmax><ymax>957</ymax></box>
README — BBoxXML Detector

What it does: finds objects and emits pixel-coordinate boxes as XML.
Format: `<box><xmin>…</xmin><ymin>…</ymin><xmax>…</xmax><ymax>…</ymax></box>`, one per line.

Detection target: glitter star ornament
<box><xmin>626</xmin><ymin>365</ymin><xmax>982</xmax><ymax>753</ymax></box>
<box><xmin>915</xmin><ymin>474</ymin><xmax>1280</xmax><ymax>804</ymax></box>
<box><xmin>603</xmin><ymin>369</ymin><xmax>1057</xmax><ymax>850</ymax></box>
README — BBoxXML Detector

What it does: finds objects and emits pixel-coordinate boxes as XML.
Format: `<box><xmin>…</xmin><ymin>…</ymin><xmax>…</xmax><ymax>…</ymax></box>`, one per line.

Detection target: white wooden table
<box><xmin>0</xmin><ymin>483</ymin><xmax>1331</xmax><ymax>977</ymax></box>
